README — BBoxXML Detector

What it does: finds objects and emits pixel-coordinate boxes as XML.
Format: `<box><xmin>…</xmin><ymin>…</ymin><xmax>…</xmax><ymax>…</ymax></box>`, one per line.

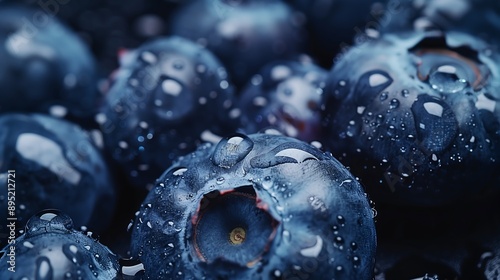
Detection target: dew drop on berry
<box><xmin>119</xmin><ymin>258</ymin><xmax>145</xmax><ymax>278</ymax></box>
<box><xmin>354</xmin><ymin>71</ymin><xmax>393</xmax><ymax>107</ymax></box>
<box><xmin>25</xmin><ymin>209</ymin><xmax>74</xmax><ymax>235</ymax></box>
<box><xmin>36</xmin><ymin>256</ymin><xmax>53</xmax><ymax>280</ymax></box>
<box><xmin>389</xmin><ymin>98</ymin><xmax>400</xmax><ymax>109</ymax></box>
<box><xmin>63</xmin><ymin>244</ymin><xmax>84</xmax><ymax>265</ymax></box>
<box><xmin>212</xmin><ymin>134</ymin><xmax>254</xmax><ymax>168</ymax></box>
<box><xmin>428</xmin><ymin>65</ymin><xmax>468</xmax><ymax>93</ymax></box>
<box><xmin>411</xmin><ymin>95</ymin><xmax>458</xmax><ymax>152</ymax></box>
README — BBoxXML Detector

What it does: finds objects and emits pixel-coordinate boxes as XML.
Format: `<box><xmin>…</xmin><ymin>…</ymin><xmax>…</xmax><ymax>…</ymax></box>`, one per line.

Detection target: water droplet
<box><xmin>275</xmin><ymin>148</ymin><xmax>318</xmax><ymax>163</ymax></box>
<box><xmin>141</xmin><ymin>51</ymin><xmax>157</xmax><ymax>64</ymax></box>
<box><xmin>401</xmin><ymin>89</ymin><xmax>410</xmax><ymax>98</ymax></box>
<box><xmin>212</xmin><ymin>134</ymin><xmax>254</xmax><ymax>168</ymax></box>
<box><xmin>26</xmin><ymin>209</ymin><xmax>74</xmax><ymax>235</ymax></box>
<box><xmin>429</xmin><ymin>65</ymin><xmax>468</xmax><ymax>93</ymax></box>
<box><xmin>379</xmin><ymin>91</ymin><xmax>388</xmax><ymax>101</ymax></box>
<box><xmin>353</xmin><ymin>256</ymin><xmax>361</xmax><ymax>268</ymax></box>
<box><xmin>337</xmin><ymin>215</ymin><xmax>345</xmax><ymax>226</ymax></box>
<box><xmin>63</xmin><ymin>244</ymin><xmax>83</xmax><ymax>264</ymax></box>
<box><xmin>355</xmin><ymin>70</ymin><xmax>393</xmax><ymax>106</ymax></box>
<box><xmin>389</xmin><ymin>98</ymin><xmax>400</xmax><ymax>109</ymax></box>
<box><xmin>334</xmin><ymin>236</ymin><xmax>344</xmax><ymax>245</ymax></box>
<box><xmin>36</xmin><ymin>256</ymin><xmax>53</xmax><ymax>280</ymax></box>
<box><xmin>300</xmin><ymin>235</ymin><xmax>323</xmax><ymax>258</ymax></box>
<box><xmin>423</xmin><ymin>102</ymin><xmax>444</xmax><ymax>117</ymax></box>
<box><xmin>412</xmin><ymin>95</ymin><xmax>458</xmax><ymax>152</ymax></box>
<box><xmin>172</xmin><ymin>167</ymin><xmax>188</xmax><ymax>176</ymax></box>
<box><xmin>120</xmin><ymin>259</ymin><xmax>145</xmax><ymax>277</ymax></box>
<box><xmin>23</xmin><ymin>241</ymin><xmax>34</xmax><ymax>248</ymax></box>
<box><xmin>369</xmin><ymin>73</ymin><xmax>390</xmax><ymax>87</ymax></box>
<box><xmin>216</xmin><ymin>177</ymin><xmax>225</xmax><ymax>184</ymax></box>
<box><xmin>262</xmin><ymin>176</ymin><xmax>273</xmax><ymax>189</ymax></box>
<box><xmin>162</xmin><ymin>79</ymin><xmax>182</xmax><ymax>96</ymax></box>
<box><xmin>271</xmin><ymin>65</ymin><xmax>292</xmax><ymax>80</ymax></box>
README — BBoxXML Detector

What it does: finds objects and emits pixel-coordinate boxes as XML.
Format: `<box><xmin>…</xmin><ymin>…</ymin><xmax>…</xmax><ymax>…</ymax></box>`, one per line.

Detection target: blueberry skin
<box><xmin>0</xmin><ymin>210</ymin><xmax>119</xmax><ymax>279</ymax></box>
<box><xmin>99</xmin><ymin>36</ymin><xmax>237</xmax><ymax>189</ymax></box>
<box><xmin>131</xmin><ymin>132</ymin><xmax>376</xmax><ymax>279</ymax></box>
<box><xmin>238</xmin><ymin>58</ymin><xmax>328</xmax><ymax>142</ymax></box>
<box><xmin>323</xmin><ymin>30</ymin><xmax>500</xmax><ymax>206</ymax></box>
<box><xmin>0</xmin><ymin>113</ymin><xmax>116</xmax><ymax>241</ymax></box>
<box><xmin>0</xmin><ymin>5</ymin><xmax>98</xmax><ymax>121</ymax></box>
<box><xmin>169</xmin><ymin>0</ymin><xmax>306</xmax><ymax>87</ymax></box>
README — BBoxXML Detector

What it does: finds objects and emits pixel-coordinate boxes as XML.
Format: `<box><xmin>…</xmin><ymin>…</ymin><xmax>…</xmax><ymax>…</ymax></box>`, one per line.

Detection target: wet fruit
<box><xmin>0</xmin><ymin>113</ymin><xmax>115</xmax><ymax>242</ymax></box>
<box><xmin>323</xmin><ymin>30</ymin><xmax>500</xmax><ymax>206</ymax></box>
<box><xmin>99</xmin><ymin>36</ymin><xmax>237</xmax><ymax>189</ymax></box>
<box><xmin>0</xmin><ymin>210</ymin><xmax>119</xmax><ymax>279</ymax></box>
<box><xmin>130</xmin><ymin>132</ymin><xmax>376</xmax><ymax>279</ymax></box>
<box><xmin>237</xmin><ymin>57</ymin><xmax>328</xmax><ymax>142</ymax></box>
<box><xmin>0</xmin><ymin>5</ymin><xmax>98</xmax><ymax>121</ymax></box>
<box><xmin>169</xmin><ymin>0</ymin><xmax>306</xmax><ymax>87</ymax></box>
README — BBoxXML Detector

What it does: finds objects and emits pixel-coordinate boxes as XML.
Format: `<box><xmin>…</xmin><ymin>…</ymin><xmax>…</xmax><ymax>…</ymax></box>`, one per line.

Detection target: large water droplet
<box><xmin>411</xmin><ymin>95</ymin><xmax>458</xmax><ymax>152</ymax></box>
<box><xmin>250</xmin><ymin>142</ymin><xmax>321</xmax><ymax>168</ymax></box>
<box><xmin>212</xmin><ymin>134</ymin><xmax>254</xmax><ymax>168</ymax></box>
<box><xmin>355</xmin><ymin>70</ymin><xmax>393</xmax><ymax>106</ymax></box>
<box><xmin>429</xmin><ymin>65</ymin><xmax>468</xmax><ymax>93</ymax></box>
<box><xmin>119</xmin><ymin>258</ymin><xmax>145</xmax><ymax>278</ymax></box>
<box><xmin>36</xmin><ymin>257</ymin><xmax>53</xmax><ymax>280</ymax></box>
<box><xmin>25</xmin><ymin>209</ymin><xmax>74</xmax><ymax>235</ymax></box>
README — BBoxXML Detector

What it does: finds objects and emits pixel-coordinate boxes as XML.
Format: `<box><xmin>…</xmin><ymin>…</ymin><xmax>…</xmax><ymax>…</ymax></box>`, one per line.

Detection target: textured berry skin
<box><xmin>323</xmin><ymin>30</ymin><xmax>500</xmax><ymax>206</ymax></box>
<box><xmin>169</xmin><ymin>0</ymin><xmax>306</xmax><ymax>87</ymax></box>
<box><xmin>0</xmin><ymin>210</ymin><xmax>119</xmax><ymax>279</ymax></box>
<box><xmin>0</xmin><ymin>114</ymin><xmax>115</xmax><ymax>242</ymax></box>
<box><xmin>99</xmin><ymin>36</ymin><xmax>237</xmax><ymax>189</ymax></box>
<box><xmin>0</xmin><ymin>5</ymin><xmax>98</xmax><ymax>121</ymax></box>
<box><xmin>131</xmin><ymin>132</ymin><xmax>376</xmax><ymax>279</ymax></box>
<box><xmin>237</xmin><ymin>58</ymin><xmax>328</xmax><ymax>142</ymax></box>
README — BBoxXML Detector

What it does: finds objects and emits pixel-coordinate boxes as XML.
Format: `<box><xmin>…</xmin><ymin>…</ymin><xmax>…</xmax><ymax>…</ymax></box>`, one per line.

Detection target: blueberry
<box><xmin>0</xmin><ymin>113</ymin><xmax>116</xmax><ymax>242</ymax></box>
<box><xmin>130</xmin><ymin>132</ymin><xmax>376</xmax><ymax>279</ymax></box>
<box><xmin>0</xmin><ymin>5</ymin><xmax>98</xmax><ymax>121</ymax></box>
<box><xmin>169</xmin><ymin>0</ymin><xmax>306</xmax><ymax>87</ymax></box>
<box><xmin>323</xmin><ymin>30</ymin><xmax>500</xmax><ymax>206</ymax></box>
<box><xmin>0</xmin><ymin>210</ymin><xmax>119</xmax><ymax>279</ymax></box>
<box><xmin>237</xmin><ymin>57</ymin><xmax>328</xmax><ymax>142</ymax></box>
<box><xmin>99</xmin><ymin>36</ymin><xmax>238</xmax><ymax>189</ymax></box>
<box><xmin>383</xmin><ymin>0</ymin><xmax>500</xmax><ymax>45</ymax></box>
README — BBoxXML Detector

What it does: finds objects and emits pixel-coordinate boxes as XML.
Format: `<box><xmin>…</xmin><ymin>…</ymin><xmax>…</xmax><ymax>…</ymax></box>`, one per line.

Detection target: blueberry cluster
<box><xmin>0</xmin><ymin>0</ymin><xmax>499</xmax><ymax>279</ymax></box>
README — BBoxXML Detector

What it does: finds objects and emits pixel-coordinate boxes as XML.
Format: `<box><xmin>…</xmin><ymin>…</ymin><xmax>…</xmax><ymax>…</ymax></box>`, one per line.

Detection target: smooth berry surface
<box><xmin>0</xmin><ymin>113</ymin><xmax>115</xmax><ymax>242</ymax></box>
